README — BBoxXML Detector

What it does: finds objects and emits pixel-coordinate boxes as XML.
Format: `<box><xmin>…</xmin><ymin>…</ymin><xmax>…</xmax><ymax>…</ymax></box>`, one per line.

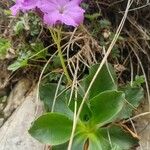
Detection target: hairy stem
<box><xmin>50</xmin><ymin>27</ymin><xmax>72</xmax><ymax>85</ymax></box>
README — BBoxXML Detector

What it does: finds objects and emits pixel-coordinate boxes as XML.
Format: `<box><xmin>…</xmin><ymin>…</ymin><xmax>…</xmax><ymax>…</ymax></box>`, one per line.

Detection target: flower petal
<box><xmin>64</xmin><ymin>4</ymin><xmax>85</xmax><ymax>25</ymax></box>
<box><xmin>44</xmin><ymin>0</ymin><xmax>69</xmax><ymax>6</ymax></box>
<box><xmin>22</xmin><ymin>0</ymin><xmax>40</xmax><ymax>9</ymax></box>
<box><xmin>40</xmin><ymin>2</ymin><xmax>57</xmax><ymax>13</ymax></box>
<box><xmin>10</xmin><ymin>0</ymin><xmax>41</xmax><ymax>15</ymax></box>
<box><xmin>72</xmin><ymin>0</ymin><xmax>83</xmax><ymax>4</ymax></box>
<box><xmin>10</xmin><ymin>4</ymin><xmax>21</xmax><ymax>15</ymax></box>
<box><xmin>10</xmin><ymin>0</ymin><xmax>85</xmax><ymax>27</ymax></box>
<box><xmin>66</xmin><ymin>4</ymin><xmax>85</xmax><ymax>14</ymax></box>
<box><xmin>43</xmin><ymin>10</ymin><xmax>61</xmax><ymax>26</ymax></box>
<box><xmin>60</xmin><ymin>14</ymin><xmax>78</xmax><ymax>27</ymax></box>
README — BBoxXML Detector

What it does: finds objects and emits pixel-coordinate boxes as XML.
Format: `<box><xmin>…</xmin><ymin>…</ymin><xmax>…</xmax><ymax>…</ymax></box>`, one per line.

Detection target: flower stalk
<box><xmin>50</xmin><ymin>27</ymin><xmax>72</xmax><ymax>85</ymax></box>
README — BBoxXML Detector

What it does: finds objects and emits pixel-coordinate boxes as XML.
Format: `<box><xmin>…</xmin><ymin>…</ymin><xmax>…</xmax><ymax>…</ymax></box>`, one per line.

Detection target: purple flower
<box><xmin>10</xmin><ymin>0</ymin><xmax>41</xmax><ymax>15</ymax></box>
<box><xmin>41</xmin><ymin>0</ymin><xmax>85</xmax><ymax>27</ymax></box>
<box><xmin>10</xmin><ymin>0</ymin><xmax>85</xmax><ymax>27</ymax></box>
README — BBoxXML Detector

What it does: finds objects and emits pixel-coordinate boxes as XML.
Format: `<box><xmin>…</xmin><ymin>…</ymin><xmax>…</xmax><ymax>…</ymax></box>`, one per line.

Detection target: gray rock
<box><xmin>136</xmin><ymin>100</ymin><xmax>150</xmax><ymax>150</ymax></box>
<box><xmin>3</xmin><ymin>78</ymin><xmax>32</xmax><ymax>118</ymax></box>
<box><xmin>0</xmin><ymin>80</ymin><xmax>45</xmax><ymax>150</ymax></box>
<box><xmin>0</xmin><ymin>118</ymin><xmax>4</xmax><ymax>127</ymax></box>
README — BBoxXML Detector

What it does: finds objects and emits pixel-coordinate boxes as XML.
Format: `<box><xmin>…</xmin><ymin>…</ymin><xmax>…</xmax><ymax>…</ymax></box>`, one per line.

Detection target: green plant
<box><xmin>132</xmin><ymin>75</ymin><xmax>145</xmax><ymax>87</ymax></box>
<box><xmin>85</xmin><ymin>13</ymin><xmax>101</xmax><ymax>20</ymax></box>
<box><xmin>8</xmin><ymin>50</ymin><xmax>31</xmax><ymax>71</ymax></box>
<box><xmin>29</xmin><ymin>64</ymin><xmax>143</xmax><ymax>149</ymax></box>
<box><xmin>49</xmin><ymin>27</ymin><xmax>72</xmax><ymax>85</ymax></box>
<box><xmin>8</xmin><ymin>41</ymin><xmax>47</xmax><ymax>71</ymax></box>
<box><xmin>0</xmin><ymin>38</ymin><xmax>11</xmax><ymax>59</ymax></box>
<box><xmin>13</xmin><ymin>13</ymin><xmax>41</xmax><ymax>36</ymax></box>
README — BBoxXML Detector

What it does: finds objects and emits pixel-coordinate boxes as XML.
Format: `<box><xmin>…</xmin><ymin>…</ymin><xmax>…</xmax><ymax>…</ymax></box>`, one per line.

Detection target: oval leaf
<box><xmin>29</xmin><ymin>113</ymin><xmax>73</xmax><ymax>145</ymax></box>
<box><xmin>40</xmin><ymin>83</ymin><xmax>73</xmax><ymax>119</ymax></box>
<box><xmin>118</xmin><ymin>86</ymin><xmax>144</xmax><ymax>119</ymax></box>
<box><xmin>52</xmin><ymin>142</ymin><xmax>68</xmax><ymax>150</ymax></box>
<box><xmin>90</xmin><ymin>90</ymin><xmax>125</xmax><ymax>125</ymax></box>
<box><xmin>72</xmin><ymin>133</ymin><xmax>87</xmax><ymax>150</ymax></box>
<box><xmin>40</xmin><ymin>83</ymin><xmax>65</xmax><ymax>110</ymax></box>
<box><xmin>80</xmin><ymin>64</ymin><xmax>117</xmax><ymax>99</ymax></box>
<box><xmin>88</xmin><ymin>136</ymin><xmax>109</xmax><ymax>150</ymax></box>
<box><xmin>67</xmin><ymin>89</ymin><xmax>92</xmax><ymax>122</ymax></box>
<box><xmin>100</xmin><ymin>126</ymin><xmax>139</xmax><ymax>149</ymax></box>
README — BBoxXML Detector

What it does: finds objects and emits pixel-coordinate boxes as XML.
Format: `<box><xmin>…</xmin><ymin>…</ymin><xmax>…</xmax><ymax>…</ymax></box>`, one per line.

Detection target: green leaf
<box><xmin>45</xmin><ymin>72</ymin><xmax>67</xmax><ymax>84</ymax></box>
<box><xmin>100</xmin><ymin>126</ymin><xmax>139</xmax><ymax>149</ymax></box>
<box><xmin>80</xmin><ymin>64</ymin><xmax>117</xmax><ymax>99</ymax></box>
<box><xmin>52</xmin><ymin>142</ymin><xmax>68</xmax><ymax>150</ymax></box>
<box><xmin>8</xmin><ymin>59</ymin><xmax>28</xmax><ymax>71</ymax></box>
<box><xmin>13</xmin><ymin>20</ymin><xmax>25</xmax><ymax>34</ymax></box>
<box><xmin>0</xmin><ymin>38</ymin><xmax>11</xmax><ymax>59</ymax></box>
<box><xmin>88</xmin><ymin>135</ymin><xmax>103</xmax><ymax>150</ymax></box>
<box><xmin>132</xmin><ymin>75</ymin><xmax>145</xmax><ymax>87</ymax></box>
<box><xmin>66</xmin><ymin>89</ymin><xmax>92</xmax><ymax>122</ymax></box>
<box><xmin>99</xmin><ymin>19</ymin><xmax>111</xmax><ymax>29</ymax></box>
<box><xmin>118</xmin><ymin>86</ymin><xmax>144</xmax><ymax>119</ymax></box>
<box><xmin>52</xmin><ymin>133</ymin><xmax>87</xmax><ymax>150</ymax></box>
<box><xmin>69</xmin><ymin>99</ymin><xmax>92</xmax><ymax>122</ymax></box>
<box><xmin>29</xmin><ymin>113</ymin><xmax>73</xmax><ymax>145</ymax></box>
<box><xmin>31</xmin><ymin>42</ymin><xmax>47</xmax><ymax>59</ymax></box>
<box><xmin>86</xmin><ymin>125</ymin><xmax>138</xmax><ymax>150</ymax></box>
<box><xmin>52</xmin><ymin>56</ymin><xmax>62</xmax><ymax>68</ymax></box>
<box><xmin>40</xmin><ymin>83</ymin><xmax>65</xmax><ymax>109</ymax></box>
<box><xmin>8</xmin><ymin>51</ymin><xmax>31</xmax><ymax>71</ymax></box>
<box><xmin>85</xmin><ymin>13</ymin><xmax>101</xmax><ymax>20</ymax></box>
<box><xmin>72</xmin><ymin>127</ymin><xmax>108</xmax><ymax>150</ymax></box>
<box><xmin>40</xmin><ymin>83</ymin><xmax>73</xmax><ymax>119</ymax></box>
<box><xmin>111</xmin><ymin>46</ymin><xmax>120</xmax><ymax>58</ymax></box>
<box><xmin>4</xmin><ymin>10</ymin><xmax>11</xmax><ymax>15</ymax></box>
<box><xmin>88</xmin><ymin>134</ymin><xmax>109</xmax><ymax>150</ymax></box>
<box><xmin>90</xmin><ymin>90</ymin><xmax>125</xmax><ymax>125</ymax></box>
<box><xmin>72</xmin><ymin>132</ymin><xmax>87</xmax><ymax>150</ymax></box>
<box><xmin>72</xmin><ymin>125</ymin><xmax>109</xmax><ymax>150</ymax></box>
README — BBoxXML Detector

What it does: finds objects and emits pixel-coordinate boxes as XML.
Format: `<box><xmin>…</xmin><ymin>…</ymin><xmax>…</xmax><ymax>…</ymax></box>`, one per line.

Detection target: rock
<box><xmin>136</xmin><ymin>100</ymin><xmax>150</xmax><ymax>150</ymax></box>
<box><xmin>3</xmin><ymin>78</ymin><xmax>32</xmax><ymax>118</ymax></box>
<box><xmin>0</xmin><ymin>80</ymin><xmax>45</xmax><ymax>150</ymax></box>
<box><xmin>0</xmin><ymin>118</ymin><xmax>4</xmax><ymax>127</ymax></box>
<box><xmin>0</xmin><ymin>103</ymin><xmax>4</xmax><ymax>111</ymax></box>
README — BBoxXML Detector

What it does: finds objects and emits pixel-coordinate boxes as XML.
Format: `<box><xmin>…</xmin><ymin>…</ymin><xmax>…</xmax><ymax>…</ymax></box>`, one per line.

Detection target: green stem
<box><xmin>50</xmin><ymin>27</ymin><xmax>72</xmax><ymax>85</ymax></box>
